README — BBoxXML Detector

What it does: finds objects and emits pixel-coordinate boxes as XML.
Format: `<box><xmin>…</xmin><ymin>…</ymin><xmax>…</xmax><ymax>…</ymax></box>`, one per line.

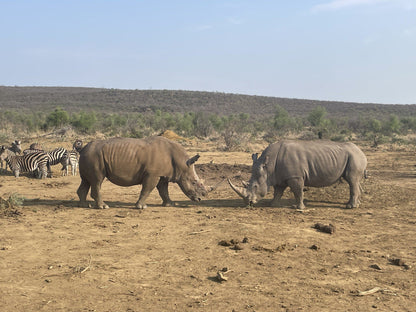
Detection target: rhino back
<box><xmin>266</xmin><ymin>141</ymin><xmax>355</xmax><ymax>187</ymax></box>
<box><xmin>79</xmin><ymin>137</ymin><xmax>186</xmax><ymax>186</ymax></box>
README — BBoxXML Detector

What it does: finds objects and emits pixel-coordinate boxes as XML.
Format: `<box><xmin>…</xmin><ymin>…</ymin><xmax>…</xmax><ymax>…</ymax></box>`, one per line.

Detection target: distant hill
<box><xmin>1</xmin><ymin>86</ymin><xmax>415</xmax><ymax>120</ymax></box>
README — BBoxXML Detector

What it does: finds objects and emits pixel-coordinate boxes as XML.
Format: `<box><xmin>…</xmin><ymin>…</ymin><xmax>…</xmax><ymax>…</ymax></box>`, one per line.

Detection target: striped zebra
<box><xmin>63</xmin><ymin>149</ymin><xmax>79</xmax><ymax>176</ymax></box>
<box><xmin>61</xmin><ymin>139</ymin><xmax>82</xmax><ymax>176</ymax></box>
<box><xmin>24</xmin><ymin>147</ymin><xmax>69</xmax><ymax>177</ymax></box>
<box><xmin>0</xmin><ymin>140</ymin><xmax>22</xmax><ymax>171</ymax></box>
<box><xmin>0</xmin><ymin>147</ymin><xmax>48</xmax><ymax>178</ymax></box>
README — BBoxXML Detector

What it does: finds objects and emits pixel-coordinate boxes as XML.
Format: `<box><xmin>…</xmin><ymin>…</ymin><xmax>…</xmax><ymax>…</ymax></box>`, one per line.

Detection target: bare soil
<box><xmin>1</xmin><ymin>140</ymin><xmax>415</xmax><ymax>312</ymax></box>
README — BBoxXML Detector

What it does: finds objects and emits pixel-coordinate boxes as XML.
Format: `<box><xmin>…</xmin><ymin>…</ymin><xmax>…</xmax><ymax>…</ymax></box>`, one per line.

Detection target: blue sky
<box><xmin>1</xmin><ymin>0</ymin><xmax>415</xmax><ymax>104</ymax></box>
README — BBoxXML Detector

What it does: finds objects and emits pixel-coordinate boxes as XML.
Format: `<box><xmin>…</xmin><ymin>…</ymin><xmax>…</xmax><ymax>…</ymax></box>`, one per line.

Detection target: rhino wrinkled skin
<box><xmin>229</xmin><ymin>140</ymin><xmax>367</xmax><ymax>209</ymax></box>
<box><xmin>77</xmin><ymin>136</ymin><xmax>209</xmax><ymax>209</ymax></box>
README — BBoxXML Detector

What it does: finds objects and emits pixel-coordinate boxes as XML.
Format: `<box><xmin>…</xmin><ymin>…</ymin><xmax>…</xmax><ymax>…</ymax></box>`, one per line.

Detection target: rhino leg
<box><xmin>270</xmin><ymin>185</ymin><xmax>286</xmax><ymax>206</ymax></box>
<box><xmin>90</xmin><ymin>182</ymin><xmax>109</xmax><ymax>209</ymax></box>
<box><xmin>136</xmin><ymin>176</ymin><xmax>160</xmax><ymax>209</ymax></box>
<box><xmin>77</xmin><ymin>178</ymin><xmax>91</xmax><ymax>208</ymax></box>
<box><xmin>345</xmin><ymin>177</ymin><xmax>361</xmax><ymax>209</ymax></box>
<box><xmin>157</xmin><ymin>178</ymin><xmax>175</xmax><ymax>207</ymax></box>
<box><xmin>287</xmin><ymin>178</ymin><xmax>305</xmax><ymax>209</ymax></box>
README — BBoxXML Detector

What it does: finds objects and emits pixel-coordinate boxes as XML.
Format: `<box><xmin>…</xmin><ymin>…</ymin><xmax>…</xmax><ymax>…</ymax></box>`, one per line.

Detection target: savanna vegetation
<box><xmin>1</xmin><ymin>86</ymin><xmax>416</xmax><ymax>150</ymax></box>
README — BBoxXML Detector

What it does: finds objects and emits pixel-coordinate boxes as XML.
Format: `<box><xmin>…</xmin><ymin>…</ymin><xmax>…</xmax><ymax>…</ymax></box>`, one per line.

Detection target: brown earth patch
<box><xmin>1</xmin><ymin>141</ymin><xmax>416</xmax><ymax>311</ymax></box>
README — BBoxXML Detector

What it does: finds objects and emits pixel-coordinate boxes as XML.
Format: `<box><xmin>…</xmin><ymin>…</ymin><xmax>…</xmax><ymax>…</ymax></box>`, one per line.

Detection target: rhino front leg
<box><xmin>157</xmin><ymin>178</ymin><xmax>175</xmax><ymax>207</ymax></box>
<box><xmin>287</xmin><ymin>178</ymin><xmax>305</xmax><ymax>209</ymax></box>
<box><xmin>136</xmin><ymin>176</ymin><xmax>160</xmax><ymax>209</ymax></box>
<box><xmin>270</xmin><ymin>185</ymin><xmax>286</xmax><ymax>207</ymax></box>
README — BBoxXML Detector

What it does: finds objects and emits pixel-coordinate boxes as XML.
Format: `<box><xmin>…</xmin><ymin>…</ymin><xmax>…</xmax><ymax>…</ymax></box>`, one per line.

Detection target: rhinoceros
<box><xmin>76</xmin><ymin>136</ymin><xmax>211</xmax><ymax>209</ymax></box>
<box><xmin>228</xmin><ymin>140</ymin><xmax>367</xmax><ymax>209</ymax></box>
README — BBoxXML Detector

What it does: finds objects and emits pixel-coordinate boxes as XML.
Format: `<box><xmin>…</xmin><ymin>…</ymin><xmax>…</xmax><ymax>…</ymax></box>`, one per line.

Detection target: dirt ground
<box><xmin>1</xmin><ymin>138</ymin><xmax>415</xmax><ymax>312</ymax></box>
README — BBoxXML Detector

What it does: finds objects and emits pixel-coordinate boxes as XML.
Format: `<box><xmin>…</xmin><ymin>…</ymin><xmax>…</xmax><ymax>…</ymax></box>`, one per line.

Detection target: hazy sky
<box><xmin>1</xmin><ymin>0</ymin><xmax>416</xmax><ymax>104</ymax></box>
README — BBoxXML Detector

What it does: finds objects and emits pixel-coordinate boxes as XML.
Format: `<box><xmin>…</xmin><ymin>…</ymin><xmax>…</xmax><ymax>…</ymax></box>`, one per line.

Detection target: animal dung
<box><xmin>314</xmin><ymin>223</ymin><xmax>336</xmax><ymax>234</ymax></box>
<box><xmin>389</xmin><ymin>258</ymin><xmax>411</xmax><ymax>269</ymax></box>
<box><xmin>218</xmin><ymin>238</ymin><xmax>248</xmax><ymax>249</ymax></box>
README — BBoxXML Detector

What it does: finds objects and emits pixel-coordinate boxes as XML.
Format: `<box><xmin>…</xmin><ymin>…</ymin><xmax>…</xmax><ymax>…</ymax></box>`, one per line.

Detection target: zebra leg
<box><xmin>72</xmin><ymin>162</ymin><xmax>77</xmax><ymax>176</ymax></box>
<box><xmin>47</xmin><ymin>163</ymin><xmax>53</xmax><ymax>178</ymax></box>
<box><xmin>77</xmin><ymin>178</ymin><xmax>91</xmax><ymax>208</ymax></box>
<box><xmin>38</xmin><ymin>164</ymin><xmax>48</xmax><ymax>179</ymax></box>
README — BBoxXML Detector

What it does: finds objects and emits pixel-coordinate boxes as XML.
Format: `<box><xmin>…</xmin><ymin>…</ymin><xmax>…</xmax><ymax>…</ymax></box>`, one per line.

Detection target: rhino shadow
<box><xmin>22</xmin><ymin>197</ymin><xmax>348</xmax><ymax>210</ymax></box>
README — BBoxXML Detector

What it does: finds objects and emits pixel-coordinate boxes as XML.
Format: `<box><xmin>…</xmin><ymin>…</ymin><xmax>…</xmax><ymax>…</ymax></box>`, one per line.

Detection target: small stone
<box><xmin>370</xmin><ymin>264</ymin><xmax>382</xmax><ymax>270</ymax></box>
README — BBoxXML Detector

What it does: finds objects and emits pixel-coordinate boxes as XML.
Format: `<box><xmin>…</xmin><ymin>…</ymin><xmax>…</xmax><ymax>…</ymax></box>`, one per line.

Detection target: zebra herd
<box><xmin>0</xmin><ymin>140</ymin><xmax>81</xmax><ymax>178</ymax></box>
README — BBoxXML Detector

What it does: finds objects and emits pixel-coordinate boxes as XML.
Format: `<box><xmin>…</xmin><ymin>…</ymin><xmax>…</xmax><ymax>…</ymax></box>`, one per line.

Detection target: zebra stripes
<box><xmin>47</xmin><ymin>147</ymin><xmax>68</xmax><ymax>172</ymax></box>
<box><xmin>0</xmin><ymin>147</ymin><xmax>48</xmax><ymax>178</ymax></box>
<box><xmin>0</xmin><ymin>140</ymin><xmax>21</xmax><ymax>171</ymax></box>
<box><xmin>63</xmin><ymin>149</ymin><xmax>79</xmax><ymax>176</ymax></box>
<box><xmin>1</xmin><ymin>140</ymin><xmax>83</xmax><ymax>178</ymax></box>
<box><xmin>24</xmin><ymin>147</ymin><xmax>69</xmax><ymax>176</ymax></box>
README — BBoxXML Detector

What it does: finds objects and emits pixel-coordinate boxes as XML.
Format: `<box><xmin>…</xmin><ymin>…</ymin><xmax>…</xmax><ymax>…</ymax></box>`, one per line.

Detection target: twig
<box><xmin>357</xmin><ymin>287</ymin><xmax>381</xmax><ymax>296</ymax></box>
<box><xmin>80</xmin><ymin>255</ymin><xmax>93</xmax><ymax>274</ymax></box>
<box><xmin>188</xmin><ymin>229</ymin><xmax>211</xmax><ymax>235</ymax></box>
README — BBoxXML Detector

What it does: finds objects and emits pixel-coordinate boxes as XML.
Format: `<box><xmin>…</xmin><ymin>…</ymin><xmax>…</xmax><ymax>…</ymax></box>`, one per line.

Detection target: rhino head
<box><xmin>177</xmin><ymin>154</ymin><xmax>213</xmax><ymax>202</ymax></box>
<box><xmin>228</xmin><ymin>153</ymin><xmax>269</xmax><ymax>206</ymax></box>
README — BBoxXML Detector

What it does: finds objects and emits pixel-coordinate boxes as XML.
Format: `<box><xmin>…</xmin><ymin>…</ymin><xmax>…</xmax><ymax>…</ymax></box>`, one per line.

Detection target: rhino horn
<box><xmin>228</xmin><ymin>178</ymin><xmax>248</xmax><ymax>198</ymax></box>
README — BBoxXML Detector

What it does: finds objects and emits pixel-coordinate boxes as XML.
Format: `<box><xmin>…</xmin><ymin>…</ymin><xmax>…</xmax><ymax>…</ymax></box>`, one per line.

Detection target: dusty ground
<box><xmin>0</xmin><ymin>138</ymin><xmax>415</xmax><ymax>312</ymax></box>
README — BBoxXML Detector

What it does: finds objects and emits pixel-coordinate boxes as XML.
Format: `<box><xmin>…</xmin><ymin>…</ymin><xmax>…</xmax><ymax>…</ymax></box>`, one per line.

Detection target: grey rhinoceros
<box><xmin>228</xmin><ymin>140</ymin><xmax>367</xmax><ymax>209</ymax></box>
<box><xmin>76</xmin><ymin>136</ymin><xmax>212</xmax><ymax>209</ymax></box>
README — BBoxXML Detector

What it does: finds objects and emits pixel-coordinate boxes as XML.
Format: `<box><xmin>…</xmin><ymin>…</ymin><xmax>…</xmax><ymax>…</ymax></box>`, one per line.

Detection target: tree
<box><xmin>307</xmin><ymin>106</ymin><xmax>330</xmax><ymax>138</ymax></box>
<box><xmin>45</xmin><ymin>107</ymin><xmax>69</xmax><ymax>129</ymax></box>
<box><xmin>71</xmin><ymin>111</ymin><xmax>97</xmax><ymax>134</ymax></box>
<box><xmin>273</xmin><ymin>105</ymin><xmax>292</xmax><ymax>132</ymax></box>
<box><xmin>383</xmin><ymin>114</ymin><xmax>400</xmax><ymax>134</ymax></box>
<box><xmin>307</xmin><ymin>106</ymin><xmax>327</xmax><ymax>127</ymax></box>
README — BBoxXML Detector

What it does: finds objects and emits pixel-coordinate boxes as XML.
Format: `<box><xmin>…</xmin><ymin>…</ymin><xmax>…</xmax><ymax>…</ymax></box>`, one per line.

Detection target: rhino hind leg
<box><xmin>157</xmin><ymin>178</ymin><xmax>175</xmax><ymax>207</ymax></box>
<box><xmin>345</xmin><ymin>177</ymin><xmax>361</xmax><ymax>209</ymax></box>
<box><xmin>287</xmin><ymin>178</ymin><xmax>305</xmax><ymax>209</ymax></box>
<box><xmin>77</xmin><ymin>178</ymin><xmax>91</xmax><ymax>208</ymax></box>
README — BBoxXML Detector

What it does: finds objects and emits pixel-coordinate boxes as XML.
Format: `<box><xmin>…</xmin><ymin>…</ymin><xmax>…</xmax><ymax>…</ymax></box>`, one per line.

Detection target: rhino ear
<box><xmin>252</xmin><ymin>153</ymin><xmax>258</xmax><ymax>162</ymax></box>
<box><xmin>186</xmin><ymin>154</ymin><xmax>200</xmax><ymax>167</ymax></box>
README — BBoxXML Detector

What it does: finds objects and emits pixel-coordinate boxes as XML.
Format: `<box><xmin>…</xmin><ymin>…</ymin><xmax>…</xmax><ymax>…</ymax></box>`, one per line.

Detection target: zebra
<box><xmin>0</xmin><ymin>140</ymin><xmax>22</xmax><ymax>171</ymax></box>
<box><xmin>0</xmin><ymin>147</ymin><xmax>48</xmax><ymax>178</ymax></box>
<box><xmin>60</xmin><ymin>139</ymin><xmax>83</xmax><ymax>176</ymax></box>
<box><xmin>24</xmin><ymin>147</ymin><xmax>69</xmax><ymax>177</ymax></box>
<box><xmin>63</xmin><ymin>149</ymin><xmax>79</xmax><ymax>176</ymax></box>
